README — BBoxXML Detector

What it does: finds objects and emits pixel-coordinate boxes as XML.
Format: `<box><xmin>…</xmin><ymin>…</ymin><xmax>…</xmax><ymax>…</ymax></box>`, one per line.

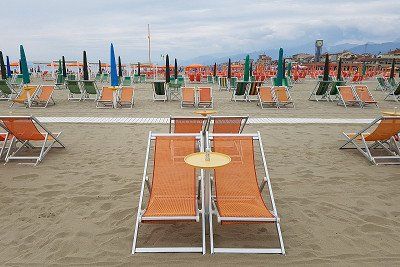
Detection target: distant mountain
<box><xmin>183</xmin><ymin>41</ymin><xmax>400</xmax><ymax>65</ymax></box>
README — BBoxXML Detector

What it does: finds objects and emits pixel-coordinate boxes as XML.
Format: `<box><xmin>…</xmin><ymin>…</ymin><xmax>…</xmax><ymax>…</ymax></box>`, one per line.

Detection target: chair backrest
<box><xmin>182</xmin><ymin>87</ymin><xmax>195</xmax><ymax>103</ymax></box>
<box><xmin>14</xmin><ymin>75</ymin><xmax>23</xmax><ymax>85</ymax></box>
<box><xmin>230</xmin><ymin>77</ymin><xmax>237</xmax><ymax>87</ymax></box>
<box><xmin>395</xmin><ymin>82</ymin><xmax>400</xmax><ymax>95</ymax></box>
<box><xmin>67</xmin><ymin>74</ymin><xmax>76</xmax><ymax>81</ymax></box>
<box><xmin>198</xmin><ymin>87</ymin><xmax>211</xmax><ymax>102</ymax></box>
<box><xmin>82</xmin><ymin>80</ymin><xmax>97</xmax><ymax>94</ymax></box>
<box><xmin>100</xmin><ymin>87</ymin><xmax>114</xmax><ymax>101</ymax></box>
<box><xmin>0</xmin><ymin>79</ymin><xmax>12</xmax><ymax>94</ymax></box>
<box><xmin>314</xmin><ymin>80</ymin><xmax>331</xmax><ymax>95</ymax></box>
<box><xmin>330</xmin><ymin>80</ymin><xmax>346</xmax><ymax>95</ymax></box>
<box><xmin>235</xmin><ymin>81</ymin><xmax>248</xmax><ymax>96</ymax></box>
<box><xmin>17</xmin><ymin>85</ymin><xmax>37</xmax><ymax>101</ymax></box>
<box><xmin>121</xmin><ymin>87</ymin><xmax>134</xmax><ymax>102</ymax></box>
<box><xmin>377</xmin><ymin>77</ymin><xmax>386</xmax><ymax>86</ymax></box>
<box><xmin>66</xmin><ymin>80</ymin><xmax>81</xmax><ymax>94</ymax></box>
<box><xmin>122</xmin><ymin>76</ymin><xmax>132</xmax><ymax>86</ymax></box>
<box><xmin>37</xmin><ymin>86</ymin><xmax>54</xmax><ymax>101</ymax></box>
<box><xmin>365</xmin><ymin>117</ymin><xmax>400</xmax><ymax>141</ymax></box>
<box><xmin>0</xmin><ymin>117</ymin><xmax>45</xmax><ymax>141</ymax></box>
<box><xmin>211</xmin><ymin>116</ymin><xmax>247</xmax><ymax>133</ymax></box>
<box><xmin>170</xmin><ymin>117</ymin><xmax>207</xmax><ymax>133</ymax></box>
<box><xmin>259</xmin><ymin>86</ymin><xmax>274</xmax><ymax>102</ymax></box>
<box><xmin>274</xmin><ymin>86</ymin><xmax>289</xmax><ymax>102</ymax></box>
<box><xmin>338</xmin><ymin>86</ymin><xmax>357</xmax><ymax>101</ymax></box>
<box><xmin>219</xmin><ymin>77</ymin><xmax>227</xmax><ymax>87</ymax></box>
<box><xmin>154</xmin><ymin>82</ymin><xmax>165</xmax><ymax>95</ymax></box>
<box><xmin>56</xmin><ymin>74</ymin><xmax>65</xmax><ymax>85</ymax></box>
<box><xmin>249</xmin><ymin>81</ymin><xmax>262</xmax><ymax>95</ymax></box>
<box><xmin>354</xmin><ymin>85</ymin><xmax>374</xmax><ymax>102</ymax></box>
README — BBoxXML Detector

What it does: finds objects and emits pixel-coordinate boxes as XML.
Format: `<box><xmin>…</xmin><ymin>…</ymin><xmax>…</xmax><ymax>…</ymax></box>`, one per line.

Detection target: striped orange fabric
<box><xmin>121</xmin><ymin>87</ymin><xmax>134</xmax><ymax>102</ymax></box>
<box><xmin>213</xmin><ymin>137</ymin><xmax>274</xmax><ymax>219</ymax></box>
<box><xmin>274</xmin><ymin>86</ymin><xmax>289</xmax><ymax>102</ymax></box>
<box><xmin>182</xmin><ymin>87</ymin><xmax>195</xmax><ymax>104</ymax></box>
<box><xmin>213</xmin><ymin>117</ymin><xmax>242</xmax><ymax>133</ymax></box>
<box><xmin>259</xmin><ymin>86</ymin><xmax>275</xmax><ymax>103</ymax></box>
<box><xmin>339</xmin><ymin>86</ymin><xmax>357</xmax><ymax>102</ymax></box>
<box><xmin>174</xmin><ymin>118</ymin><xmax>206</xmax><ymax>133</ymax></box>
<box><xmin>354</xmin><ymin>85</ymin><xmax>376</xmax><ymax>103</ymax></box>
<box><xmin>100</xmin><ymin>87</ymin><xmax>114</xmax><ymax>101</ymax></box>
<box><xmin>37</xmin><ymin>86</ymin><xmax>54</xmax><ymax>101</ymax></box>
<box><xmin>144</xmin><ymin>137</ymin><xmax>197</xmax><ymax>218</ymax></box>
<box><xmin>198</xmin><ymin>87</ymin><xmax>211</xmax><ymax>103</ymax></box>
<box><xmin>365</xmin><ymin>118</ymin><xmax>400</xmax><ymax>141</ymax></box>
<box><xmin>1</xmin><ymin>118</ymin><xmax>45</xmax><ymax>141</ymax></box>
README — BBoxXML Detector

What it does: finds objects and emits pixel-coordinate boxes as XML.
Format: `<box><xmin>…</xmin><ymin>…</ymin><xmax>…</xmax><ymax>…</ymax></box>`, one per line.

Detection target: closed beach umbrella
<box><xmin>6</xmin><ymin>56</ymin><xmax>11</xmax><ymax>77</ymax></box>
<box><xmin>389</xmin><ymin>58</ymin><xmax>395</xmax><ymax>79</ymax></box>
<box><xmin>0</xmin><ymin>51</ymin><xmax>6</xmax><ymax>79</ymax></box>
<box><xmin>213</xmin><ymin>62</ymin><xmax>217</xmax><ymax>77</ymax></box>
<box><xmin>249</xmin><ymin>62</ymin><xmax>253</xmax><ymax>77</ymax></box>
<box><xmin>62</xmin><ymin>56</ymin><xmax>67</xmax><ymax>77</ymax></box>
<box><xmin>19</xmin><ymin>45</ymin><xmax>30</xmax><ymax>84</ymax></box>
<box><xmin>227</xmin><ymin>58</ymin><xmax>231</xmax><ymax>78</ymax></box>
<box><xmin>337</xmin><ymin>58</ymin><xmax>342</xmax><ymax>80</ymax></box>
<box><xmin>361</xmin><ymin>62</ymin><xmax>367</xmax><ymax>76</ymax></box>
<box><xmin>98</xmin><ymin>60</ymin><xmax>102</xmax><ymax>74</ymax></box>
<box><xmin>137</xmin><ymin>62</ymin><xmax>141</xmax><ymax>76</ymax></box>
<box><xmin>165</xmin><ymin>54</ymin><xmax>170</xmax><ymax>83</ymax></box>
<box><xmin>282</xmin><ymin>59</ymin><xmax>286</xmax><ymax>78</ymax></box>
<box><xmin>244</xmin><ymin>55</ymin><xmax>250</xmax><ymax>81</ymax></box>
<box><xmin>110</xmin><ymin>43</ymin><xmax>118</xmax><ymax>86</ymax></box>
<box><xmin>174</xmin><ymin>58</ymin><xmax>178</xmax><ymax>79</ymax></box>
<box><xmin>19</xmin><ymin>60</ymin><xmax>22</xmax><ymax>74</ymax></box>
<box><xmin>322</xmin><ymin>54</ymin><xmax>330</xmax><ymax>81</ymax></box>
<box><xmin>83</xmin><ymin>51</ymin><xmax>89</xmax><ymax>80</ymax></box>
<box><xmin>118</xmin><ymin>56</ymin><xmax>122</xmax><ymax>77</ymax></box>
<box><xmin>287</xmin><ymin>62</ymin><xmax>292</xmax><ymax>77</ymax></box>
<box><xmin>276</xmin><ymin>48</ymin><xmax>284</xmax><ymax>86</ymax></box>
<box><xmin>57</xmin><ymin>59</ymin><xmax>62</xmax><ymax>75</ymax></box>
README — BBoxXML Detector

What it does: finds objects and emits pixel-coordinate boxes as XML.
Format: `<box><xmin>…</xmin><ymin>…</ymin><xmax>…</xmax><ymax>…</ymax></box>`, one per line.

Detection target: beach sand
<box><xmin>0</xmin><ymin>79</ymin><xmax>399</xmax><ymax>265</ymax></box>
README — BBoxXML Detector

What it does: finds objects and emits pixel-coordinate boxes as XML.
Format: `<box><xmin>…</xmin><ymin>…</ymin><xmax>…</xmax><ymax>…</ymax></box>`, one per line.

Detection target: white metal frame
<box><xmin>340</xmin><ymin>116</ymin><xmax>400</xmax><ymax>165</ymax></box>
<box><xmin>384</xmin><ymin>82</ymin><xmax>400</xmax><ymax>102</ymax></box>
<box><xmin>132</xmin><ymin>132</ymin><xmax>206</xmax><ymax>254</ymax></box>
<box><xmin>207</xmin><ymin>132</ymin><xmax>285</xmax><ymax>254</ymax></box>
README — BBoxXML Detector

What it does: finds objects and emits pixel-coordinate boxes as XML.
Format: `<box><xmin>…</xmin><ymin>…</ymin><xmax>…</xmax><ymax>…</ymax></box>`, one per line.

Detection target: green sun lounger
<box><xmin>66</xmin><ymin>80</ymin><xmax>83</xmax><ymax>101</ymax></box>
<box><xmin>231</xmin><ymin>81</ymin><xmax>248</xmax><ymax>101</ymax></box>
<box><xmin>0</xmin><ymin>79</ymin><xmax>17</xmax><ymax>100</ymax></box>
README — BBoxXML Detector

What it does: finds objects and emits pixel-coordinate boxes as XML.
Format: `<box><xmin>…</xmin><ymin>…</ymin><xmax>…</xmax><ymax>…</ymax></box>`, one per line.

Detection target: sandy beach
<box><xmin>1</xmin><ymin>79</ymin><xmax>400</xmax><ymax>266</ymax></box>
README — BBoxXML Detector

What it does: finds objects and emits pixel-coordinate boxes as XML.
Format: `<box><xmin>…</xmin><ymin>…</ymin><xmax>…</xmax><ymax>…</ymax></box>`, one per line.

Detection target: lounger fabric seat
<box><xmin>169</xmin><ymin>117</ymin><xmax>208</xmax><ymax>133</ymax></box>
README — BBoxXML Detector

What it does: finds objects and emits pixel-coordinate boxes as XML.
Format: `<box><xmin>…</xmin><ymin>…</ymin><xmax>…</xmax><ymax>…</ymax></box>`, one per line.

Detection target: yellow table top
<box><xmin>194</xmin><ymin>110</ymin><xmax>217</xmax><ymax>116</ymax></box>
<box><xmin>184</xmin><ymin>152</ymin><xmax>231</xmax><ymax>169</ymax></box>
<box><xmin>104</xmin><ymin>86</ymin><xmax>120</xmax><ymax>91</ymax></box>
<box><xmin>382</xmin><ymin>109</ymin><xmax>399</xmax><ymax>116</ymax></box>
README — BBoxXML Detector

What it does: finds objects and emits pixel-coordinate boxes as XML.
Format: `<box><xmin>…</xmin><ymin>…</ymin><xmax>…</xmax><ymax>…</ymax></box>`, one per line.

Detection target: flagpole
<box><xmin>148</xmin><ymin>24</ymin><xmax>151</xmax><ymax>64</ymax></box>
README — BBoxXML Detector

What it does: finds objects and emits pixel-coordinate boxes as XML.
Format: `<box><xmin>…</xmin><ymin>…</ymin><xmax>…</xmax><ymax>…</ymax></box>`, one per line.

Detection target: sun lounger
<box><xmin>121</xmin><ymin>76</ymin><xmax>132</xmax><ymax>86</ymax></box>
<box><xmin>169</xmin><ymin>116</ymin><xmax>209</xmax><ymax>133</ymax></box>
<box><xmin>67</xmin><ymin>74</ymin><xmax>76</xmax><ymax>81</ymax></box>
<box><xmin>231</xmin><ymin>81</ymin><xmax>248</xmax><ymax>101</ymax></box>
<box><xmin>337</xmin><ymin>86</ymin><xmax>362</xmax><ymax>108</ymax></box>
<box><xmin>384</xmin><ymin>82</ymin><xmax>400</xmax><ymax>102</ymax></box>
<box><xmin>376</xmin><ymin>77</ymin><xmax>390</xmax><ymax>91</ymax></box>
<box><xmin>308</xmin><ymin>80</ymin><xmax>332</xmax><ymax>101</ymax></box>
<box><xmin>81</xmin><ymin>80</ymin><xmax>100</xmax><ymax>100</ymax></box>
<box><xmin>197</xmin><ymin>87</ymin><xmax>213</xmax><ymax>108</ymax></box>
<box><xmin>101</xmin><ymin>73</ymin><xmax>109</xmax><ymax>83</ymax></box>
<box><xmin>0</xmin><ymin>79</ymin><xmax>17</xmax><ymax>100</ymax></box>
<box><xmin>0</xmin><ymin>116</ymin><xmax>65</xmax><ymax>165</ymax></box>
<box><xmin>353</xmin><ymin>85</ymin><xmax>378</xmax><ymax>108</ymax></box>
<box><xmin>207</xmin><ymin>75</ymin><xmax>214</xmax><ymax>84</ymax></box>
<box><xmin>11</xmin><ymin>74</ymin><xmax>23</xmax><ymax>89</ymax></box>
<box><xmin>95</xmin><ymin>73</ymin><xmax>102</xmax><ymax>82</ymax></box>
<box><xmin>132</xmin><ymin>132</ymin><xmax>205</xmax><ymax>254</ymax></box>
<box><xmin>229</xmin><ymin>77</ymin><xmax>238</xmax><ymax>91</ymax></box>
<box><xmin>246</xmin><ymin>81</ymin><xmax>263</xmax><ymax>101</ymax></box>
<box><xmin>96</xmin><ymin>86</ymin><xmax>115</xmax><ymax>108</ymax></box>
<box><xmin>258</xmin><ymin>86</ymin><xmax>277</xmax><ymax>108</ymax></box>
<box><xmin>328</xmin><ymin>80</ymin><xmax>346</xmax><ymax>101</ymax></box>
<box><xmin>118</xmin><ymin>86</ymin><xmax>134</xmax><ymax>108</ymax></box>
<box><xmin>181</xmin><ymin>87</ymin><xmax>196</xmax><ymax>108</ymax></box>
<box><xmin>10</xmin><ymin>85</ymin><xmax>39</xmax><ymax>107</ymax></box>
<box><xmin>30</xmin><ymin>85</ymin><xmax>55</xmax><ymax>108</ymax></box>
<box><xmin>218</xmin><ymin>77</ymin><xmax>228</xmax><ymax>91</ymax></box>
<box><xmin>340</xmin><ymin>116</ymin><xmax>400</xmax><ymax>165</ymax></box>
<box><xmin>66</xmin><ymin>80</ymin><xmax>83</xmax><ymax>101</ymax></box>
<box><xmin>0</xmin><ymin>131</ymin><xmax>12</xmax><ymax>160</ymax></box>
<box><xmin>207</xmin><ymin>133</ymin><xmax>285</xmax><ymax>254</ymax></box>
<box><xmin>153</xmin><ymin>81</ymin><xmax>167</xmax><ymax>101</ymax></box>
<box><xmin>210</xmin><ymin>116</ymin><xmax>248</xmax><ymax>133</ymax></box>
<box><xmin>274</xmin><ymin>86</ymin><xmax>294</xmax><ymax>108</ymax></box>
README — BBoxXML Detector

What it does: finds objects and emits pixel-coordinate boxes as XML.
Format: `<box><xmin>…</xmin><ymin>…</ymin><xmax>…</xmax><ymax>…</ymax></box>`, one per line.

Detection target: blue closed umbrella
<box><xmin>6</xmin><ymin>56</ymin><xmax>11</xmax><ymax>77</ymax></box>
<box><xmin>110</xmin><ymin>43</ymin><xmax>118</xmax><ymax>86</ymax></box>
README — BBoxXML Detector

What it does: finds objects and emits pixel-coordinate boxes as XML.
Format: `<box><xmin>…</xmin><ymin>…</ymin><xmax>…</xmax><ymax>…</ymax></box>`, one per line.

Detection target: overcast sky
<box><xmin>0</xmin><ymin>0</ymin><xmax>398</xmax><ymax>63</ymax></box>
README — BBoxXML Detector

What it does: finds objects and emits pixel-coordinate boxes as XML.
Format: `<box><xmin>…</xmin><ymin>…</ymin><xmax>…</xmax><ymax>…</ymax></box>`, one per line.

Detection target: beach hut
<box><xmin>83</xmin><ymin>51</ymin><xmax>89</xmax><ymax>80</ymax></box>
<box><xmin>0</xmin><ymin>51</ymin><xmax>6</xmax><ymax>80</ymax></box>
<box><xmin>110</xmin><ymin>43</ymin><xmax>118</xmax><ymax>86</ymax></box>
<box><xmin>20</xmin><ymin>45</ymin><xmax>30</xmax><ymax>84</ymax></box>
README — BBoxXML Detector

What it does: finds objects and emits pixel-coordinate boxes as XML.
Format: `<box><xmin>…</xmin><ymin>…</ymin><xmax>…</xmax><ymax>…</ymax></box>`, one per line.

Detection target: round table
<box><xmin>194</xmin><ymin>110</ymin><xmax>217</xmax><ymax>117</ymax></box>
<box><xmin>382</xmin><ymin>108</ymin><xmax>399</xmax><ymax>116</ymax></box>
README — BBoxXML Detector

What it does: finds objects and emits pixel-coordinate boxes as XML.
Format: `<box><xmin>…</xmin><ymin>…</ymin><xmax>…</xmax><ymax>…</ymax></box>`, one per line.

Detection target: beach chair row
<box><xmin>169</xmin><ymin>115</ymin><xmax>248</xmax><ymax>133</ymax></box>
<box><xmin>337</xmin><ymin>85</ymin><xmax>378</xmax><ymax>108</ymax></box>
<box><xmin>181</xmin><ymin>87</ymin><xmax>213</xmax><ymax>108</ymax></box>
<box><xmin>1</xmin><ymin>83</ymin><xmax>56</xmax><ymax>108</ymax></box>
<box><xmin>133</xmin><ymin>129</ymin><xmax>285</xmax><ymax>254</ymax></box>
<box><xmin>257</xmin><ymin>86</ymin><xmax>295</xmax><ymax>108</ymax></box>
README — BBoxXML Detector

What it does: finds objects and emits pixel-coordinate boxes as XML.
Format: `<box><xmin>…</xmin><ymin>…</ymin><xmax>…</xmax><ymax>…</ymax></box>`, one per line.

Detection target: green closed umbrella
<box><xmin>287</xmin><ymin>62</ymin><xmax>292</xmax><ymax>77</ymax></box>
<box><xmin>337</xmin><ymin>58</ymin><xmax>342</xmax><ymax>81</ymax></box>
<box><xmin>62</xmin><ymin>56</ymin><xmax>67</xmax><ymax>77</ymax></box>
<box><xmin>282</xmin><ymin>59</ymin><xmax>286</xmax><ymax>78</ymax></box>
<box><xmin>213</xmin><ymin>63</ymin><xmax>217</xmax><ymax>77</ymax></box>
<box><xmin>165</xmin><ymin>54</ymin><xmax>170</xmax><ymax>83</ymax></box>
<box><xmin>322</xmin><ymin>54</ymin><xmax>330</xmax><ymax>81</ymax></box>
<box><xmin>0</xmin><ymin>51</ymin><xmax>6</xmax><ymax>79</ymax></box>
<box><xmin>276</xmin><ymin>48</ymin><xmax>284</xmax><ymax>86</ymax></box>
<box><xmin>19</xmin><ymin>45</ymin><xmax>30</xmax><ymax>84</ymax></box>
<box><xmin>244</xmin><ymin>55</ymin><xmax>250</xmax><ymax>82</ymax></box>
<box><xmin>174</xmin><ymin>58</ymin><xmax>178</xmax><ymax>79</ymax></box>
<box><xmin>98</xmin><ymin>60</ymin><xmax>102</xmax><ymax>74</ymax></box>
<box><xmin>389</xmin><ymin>58</ymin><xmax>395</xmax><ymax>79</ymax></box>
<box><xmin>118</xmin><ymin>56</ymin><xmax>123</xmax><ymax>77</ymax></box>
<box><xmin>361</xmin><ymin>62</ymin><xmax>367</xmax><ymax>76</ymax></box>
<box><xmin>83</xmin><ymin>51</ymin><xmax>89</xmax><ymax>80</ymax></box>
<box><xmin>227</xmin><ymin>58</ymin><xmax>231</xmax><ymax>78</ymax></box>
<box><xmin>57</xmin><ymin>59</ymin><xmax>62</xmax><ymax>75</ymax></box>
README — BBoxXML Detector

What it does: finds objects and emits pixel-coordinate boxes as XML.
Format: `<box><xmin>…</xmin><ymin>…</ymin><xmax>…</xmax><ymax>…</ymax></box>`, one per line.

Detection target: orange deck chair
<box><xmin>181</xmin><ymin>87</ymin><xmax>196</xmax><ymax>108</ymax></box>
<box><xmin>0</xmin><ymin>116</ymin><xmax>65</xmax><ymax>165</ymax></box>
<box><xmin>210</xmin><ymin>116</ymin><xmax>248</xmax><ymax>133</ymax></box>
<box><xmin>197</xmin><ymin>87</ymin><xmax>213</xmax><ymax>108</ymax></box>
<box><xmin>132</xmin><ymin>133</ymin><xmax>205</xmax><ymax>254</ymax></box>
<box><xmin>354</xmin><ymin>85</ymin><xmax>378</xmax><ymax>108</ymax></box>
<box><xmin>274</xmin><ymin>86</ymin><xmax>294</xmax><ymax>108</ymax></box>
<box><xmin>337</xmin><ymin>86</ymin><xmax>362</xmax><ymax>108</ymax></box>
<box><xmin>208</xmin><ymin>134</ymin><xmax>285</xmax><ymax>254</ymax></box>
<box><xmin>169</xmin><ymin>116</ymin><xmax>209</xmax><ymax>133</ymax></box>
<box><xmin>31</xmin><ymin>85</ymin><xmax>55</xmax><ymax>108</ymax></box>
<box><xmin>10</xmin><ymin>85</ymin><xmax>39</xmax><ymax>107</ymax></box>
<box><xmin>118</xmin><ymin>86</ymin><xmax>134</xmax><ymax>108</ymax></box>
<box><xmin>340</xmin><ymin>116</ymin><xmax>400</xmax><ymax>165</ymax></box>
<box><xmin>96</xmin><ymin>86</ymin><xmax>115</xmax><ymax>108</ymax></box>
<box><xmin>258</xmin><ymin>86</ymin><xmax>277</xmax><ymax>108</ymax></box>
<box><xmin>0</xmin><ymin>132</ymin><xmax>12</xmax><ymax>160</ymax></box>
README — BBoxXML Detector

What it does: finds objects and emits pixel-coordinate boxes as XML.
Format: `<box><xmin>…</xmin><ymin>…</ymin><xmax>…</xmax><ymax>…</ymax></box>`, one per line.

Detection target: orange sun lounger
<box><xmin>0</xmin><ymin>116</ymin><xmax>65</xmax><ymax>165</ymax></box>
<box><xmin>258</xmin><ymin>86</ymin><xmax>277</xmax><ymax>108</ymax></box>
<box><xmin>354</xmin><ymin>85</ymin><xmax>378</xmax><ymax>108</ymax></box>
<box><xmin>274</xmin><ymin>86</ymin><xmax>294</xmax><ymax>108</ymax></box>
<box><xmin>132</xmin><ymin>133</ymin><xmax>205</xmax><ymax>254</ymax></box>
<box><xmin>197</xmin><ymin>87</ymin><xmax>213</xmax><ymax>108</ymax></box>
<box><xmin>337</xmin><ymin>86</ymin><xmax>362</xmax><ymax>108</ymax></box>
<box><xmin>340</xmin><ymin>116</ymin><xmax>400</xmax><ymax>164</ymax></box>
<box><xmin>10</xmin><ymin>85</ymin><xmax>39</xmax><ymax>108</ymax></box>
<box><xmin>181</xmin><ymin>87</ymin><xmax>196</xmax><ymax>108</ymax></box>
<box><xmin>118</xmin><ymin>86</ymin><xmax>134</xmax><ymax>108</ymax></box>
<box><xmin>208</xmin><ymin>134</ymin><xmax>285</xmax><ymax>254</ymax></box>
<box><xmin>96</xmin><ymin>86</ymin><xmax>115</xmax><ymax>108</ymax></box>
<box><xmin>31</xmin><ymin>85</ymin><xmax>56</xmax><ymax>108</ymax></box>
